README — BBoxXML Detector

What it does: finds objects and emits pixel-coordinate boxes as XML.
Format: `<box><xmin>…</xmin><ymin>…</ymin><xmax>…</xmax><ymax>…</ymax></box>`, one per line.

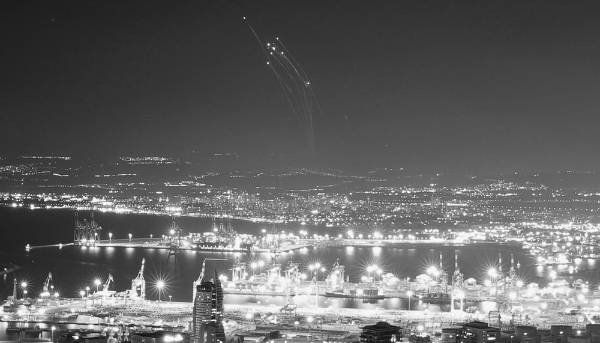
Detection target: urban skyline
<box><xmin>3</xmin><ymin>2</ymin><xmax>600</xmax><ymax>343</ymax></box>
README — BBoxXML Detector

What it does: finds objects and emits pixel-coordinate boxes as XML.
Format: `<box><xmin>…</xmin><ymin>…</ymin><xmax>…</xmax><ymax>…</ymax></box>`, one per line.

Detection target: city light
<box><xmin>157</xmin><ymin>280</ymin><xmax>165</xmax><ymax>302</ymax></box>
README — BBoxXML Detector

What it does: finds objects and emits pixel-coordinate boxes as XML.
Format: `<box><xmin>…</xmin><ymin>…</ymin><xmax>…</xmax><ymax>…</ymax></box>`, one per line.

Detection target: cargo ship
<box><xmin>160</xmin><ymin>220</ymin><xmax>254</xmax><ymax>252</ymax></box>
<box><xmin>411</xmin><ymin>293</ymin><xmax>451</xmax><ymax>303</ymax></box>
<box><xmin>325</xmin><ymin>289</ymin><xmax>384</xmax><ymax>300</ymax></box>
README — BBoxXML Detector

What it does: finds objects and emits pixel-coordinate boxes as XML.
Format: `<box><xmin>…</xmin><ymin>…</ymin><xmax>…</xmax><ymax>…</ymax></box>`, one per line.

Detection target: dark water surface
<box><xmin>1</xmin><ymin>207</ymin><xmax>593</xmax><ymax>310</ymax></box>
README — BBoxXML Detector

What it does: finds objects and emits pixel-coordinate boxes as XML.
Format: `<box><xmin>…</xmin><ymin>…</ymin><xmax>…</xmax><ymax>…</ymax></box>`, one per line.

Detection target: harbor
<box><xmin>5</xmin><ymin>208</ymin><xmax>600</xmax><ymax>343</ymax></box>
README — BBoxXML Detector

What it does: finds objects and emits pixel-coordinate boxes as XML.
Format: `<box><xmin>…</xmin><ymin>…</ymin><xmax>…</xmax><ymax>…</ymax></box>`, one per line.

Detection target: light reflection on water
<box><xmin>3</xmin><ymin>243</ymin><xmax>541</xmax><ymax>307</ymax></box>
<box><xmin>224</xmin><ymin>293</ymin><xmax>498</xmax><ymax>313</ymax></box>
<box><xmin>2</xmin><ymin>208</ymin><xmax>599</xmax><ymax>312</ymax></box>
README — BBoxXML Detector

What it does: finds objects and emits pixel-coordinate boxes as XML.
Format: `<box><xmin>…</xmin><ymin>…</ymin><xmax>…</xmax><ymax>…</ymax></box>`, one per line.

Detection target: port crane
<box><xmin>103</xmin><ymin>274</ymin><xmax>114</xmax><ymax>292</ymax></box>
<box><xmin>131</xmin><ymin>258</ymin><xmax>146</xmax><ymax>299</ymax></box>
<box><xmin>166</xmin><ymin>219</ymin><xmax>182</xmax><ymax>267</ymax></box>
<box><xmin>193</xmin><ymin>258</ymin><xmax>227</xmax><ymax>300</ymax></box>
<box><xmin>11</xmin><ymin>277</ymin><xmax>17</xmax><ymax>301</ymax></box>
<box><xmin>41</xmin><ymin>272</ymin><xmax>52</xmax><ymax>297</ymax></box>
<box><xmin>74</xmin><ymin>210</ymin><xmax>102</xmax><ymax>246</ymax></box>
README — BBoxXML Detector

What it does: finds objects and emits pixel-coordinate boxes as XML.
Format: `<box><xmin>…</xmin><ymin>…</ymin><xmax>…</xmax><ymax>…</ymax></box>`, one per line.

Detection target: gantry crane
<box><xmin>73</xmin><ymin>210</ymin><xmax>102</xmax><ymax>246</ymax></box>
<box><xmin>131</xmin><ymin>258</ymin><xmax>146</xmax><ymax>299</ymax></box>
<box><xmin>193</xmin><ymin>258</ymin><xmax>227</xmax><ymax>300</ymax></box>
<box><xmin>103</xmin><ymin>274</ymin><xmax>114</xmax><ymax>292</ymax></box>
<box><xmin>41</xmin><ymin>272</ymin><xmax>52</xmax><ymax>297</ymax></box>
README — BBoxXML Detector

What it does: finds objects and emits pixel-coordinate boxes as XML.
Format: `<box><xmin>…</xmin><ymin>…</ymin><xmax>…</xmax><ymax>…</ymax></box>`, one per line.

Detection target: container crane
<box><xmin>192</xmin><ymin>258</ymin><xmax>227</xmax><ymax>300</ymax></box>
<box><xmin>103</xmin><ymin>274</ymin><xmax>114</xmax><ymax>292</ymax></box>
<box><xmin>131</xmin><ymin>258</ymin><xmax>146</xmax><ymax>299</ymax></box>
<box><xmin>41</xmin><ymin>272</ymin><xmax>52</xmax><ymax>297</ymax></box>
<box><xmin>92</xmin><ymin>274</ymin><xmax>116</xmax><ymax>301</ymax></box>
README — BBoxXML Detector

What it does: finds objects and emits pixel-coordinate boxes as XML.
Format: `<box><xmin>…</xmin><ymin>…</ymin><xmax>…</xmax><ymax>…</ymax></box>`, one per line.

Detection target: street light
<box><xmin>80</xmin><ymin>290</ymin><xmax>86</xmax><ymax>309</ymax></box>
<box><xmin>371</xmin><ymin>265</ymin><xmax>378</xmax><ymax>282</ymax></box>
<box><xmin>488</xmin><ymin>268</ymin><xmax>498</xmax><ymax>295</ymax></box>
<box><xmin>109</xmin><ymin>233</ymin><xmax>112</xmax><ymax>243</ymax></box>
<box><xmin>21</xmin><ymin>282</ymin><xmax>27</xmax><ymax>299</ymax></box>
<box><xmin>94</xmin><ymin>279</ymin><xmax>101</xmax><ymax>292</ymax></box>
<box><xmin>51</xmin><ymin>326</ymin><xmax>56</xmax><ymax>342</ymax></box>
<box><xmin>406</xmin><ymin>291</ymin><xmax>413</xmax><ymax>311</ymax></box>
<box><xmin>86</xmin><ymin>286</ymin><xmax>90</xmax><ymax>296</ymax></box>
<box><xmin>128</xmin><ymin>233</ymin><xmax>132</xmax><ymax>243</ymax></box>
<box><xmin>169</xmin><ymin>295</ymin><xmax>172</xmax><ymax>302</ymax></box>
<box><xmin>294</xmin><ymin>321</ymin><xmax>299</xmax><ymax>331</ymax></box>
<box><xmin>157</xmin><ymin>281</ymin><xmax>165</xmax><ymax>302</ymax></box>
<box><xmin>23</xmin><ymin>290</ymin><xmax>28</xmax><ymax>299</ymax></box>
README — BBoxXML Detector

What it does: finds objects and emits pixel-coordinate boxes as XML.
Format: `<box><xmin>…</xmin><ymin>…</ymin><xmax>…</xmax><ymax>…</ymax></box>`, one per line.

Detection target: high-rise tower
<box><xmin>193</xmin><ymin>270</ymin><xmax>225</xmax><ymax>343</ymax></box>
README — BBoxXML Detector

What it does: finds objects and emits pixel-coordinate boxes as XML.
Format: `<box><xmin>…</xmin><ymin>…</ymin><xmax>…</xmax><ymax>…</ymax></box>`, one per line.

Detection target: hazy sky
<box><xmin>2</xmin><ymin>1</ymin><xmax>600</xmax><ymax>173</ymax></box>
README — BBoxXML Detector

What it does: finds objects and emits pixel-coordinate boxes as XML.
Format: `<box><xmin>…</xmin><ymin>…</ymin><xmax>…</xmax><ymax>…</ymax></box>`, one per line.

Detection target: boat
<box><xmin>191</xmin><ymin>242</ymin><xmax>252</xmax><ymax>252</ymax></box>
<box><xmin>223</xmin><ymin>289</ymin><xmax>294</xmax><ymax>297</ymax></box>
<box><xmin>413</xmin><ymin>293</ymin><xmax>452</xmax><ymax>303</ymax></box>
<box><xmin>325</xmin><ymin>292</ymin><xmax>384</xmax><ymax>300</ymax></box>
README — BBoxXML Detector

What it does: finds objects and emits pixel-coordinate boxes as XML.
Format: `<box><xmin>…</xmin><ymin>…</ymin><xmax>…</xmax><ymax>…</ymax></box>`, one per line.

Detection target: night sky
<box><xmin>2</xmin><ymin>1</ymin><xmax>600</xmax><ymax>173</ymax></box>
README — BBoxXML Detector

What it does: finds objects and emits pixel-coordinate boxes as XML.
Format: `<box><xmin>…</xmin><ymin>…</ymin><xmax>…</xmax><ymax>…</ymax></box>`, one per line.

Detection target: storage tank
<box><xmin>552</xmin><ymin>326</ymin><xmax>573</xmax><ymax>336</ymax></box>
<box><xmin>515</xmin><ymin>326</ymin><xmax>538</xmax><ymax>338</ymax></box>
<box><xmin>568</xmin><ymin>336</ymin><xmax>590</xmax><ymax>343</ymax></box>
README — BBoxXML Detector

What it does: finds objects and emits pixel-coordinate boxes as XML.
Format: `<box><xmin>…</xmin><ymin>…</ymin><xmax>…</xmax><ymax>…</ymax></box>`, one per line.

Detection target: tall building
<box><xmin>193</xmin><ymin>270</ymin><xmax>225</xmax><ymax>343</ymax></box>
